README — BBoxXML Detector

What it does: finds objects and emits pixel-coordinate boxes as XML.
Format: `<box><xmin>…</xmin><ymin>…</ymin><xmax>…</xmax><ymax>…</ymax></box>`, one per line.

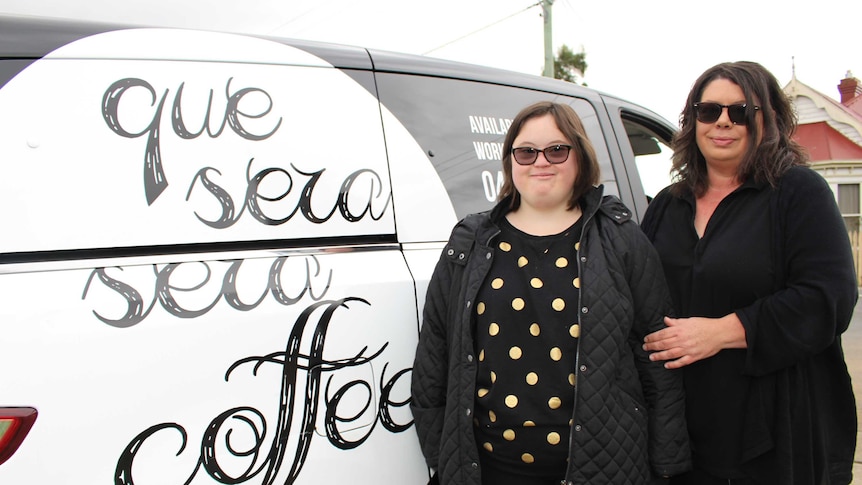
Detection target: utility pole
<box><xmin>542</xmin><ymin>0</ymin><xmax>554</xmax><ymax>78</ymax></box>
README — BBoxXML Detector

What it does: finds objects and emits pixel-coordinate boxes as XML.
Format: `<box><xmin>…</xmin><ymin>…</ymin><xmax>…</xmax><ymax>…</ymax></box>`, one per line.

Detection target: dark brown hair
<box><xmin>671</xmin><ymin>61</ymin><xmax>808</xmax><ymax>197</ymax></box>
<box><xmin>498</xmin><ymin>101</ymin><xmax>600</xmax><ymax>210</ymax></box>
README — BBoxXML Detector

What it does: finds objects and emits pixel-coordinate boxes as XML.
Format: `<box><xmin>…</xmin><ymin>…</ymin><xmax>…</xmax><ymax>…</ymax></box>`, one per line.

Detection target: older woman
<box><xmin>642</xmin><ymin>61</ymin><xmax>858</xmax><ymax>484</ymax></box>
<box><xmin>411</xmin><ymin>101</ymin><xmax>691</xmax><ymax>485</ymax></box>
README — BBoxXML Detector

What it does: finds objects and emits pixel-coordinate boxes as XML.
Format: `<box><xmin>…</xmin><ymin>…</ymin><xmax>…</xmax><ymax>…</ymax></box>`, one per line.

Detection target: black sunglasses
<box><xmin>693</xmin><ymin>102</ymin><xmax>760</xmax><ymax>125</ymax></box>
<box><xmin>511</xmin><ymin>145</ymin><xmax>572</xmax><ymax>165</ymax></box>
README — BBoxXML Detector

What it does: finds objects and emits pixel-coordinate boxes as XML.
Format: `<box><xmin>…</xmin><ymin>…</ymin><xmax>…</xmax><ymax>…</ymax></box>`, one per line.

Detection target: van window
<box><xmin>621</xmin><ymin>118</ymin><xmax>675</xmax><ymax>200</ymax></box>
<box><xmin>377</xmin><ymin>73</ymin><xmax>615</xmax><ymax>222</ymax></box>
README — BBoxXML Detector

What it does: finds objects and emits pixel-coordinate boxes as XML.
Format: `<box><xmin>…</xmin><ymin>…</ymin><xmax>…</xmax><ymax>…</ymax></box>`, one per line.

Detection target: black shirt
<box><xmin>473</xmin><ymin>216</ymin><xmax>583</xmax><ymax>477</ymax></box>
<box><xmin>645</xmin><ymin>178</ymin><xmax>773</xmax><ymax>478</ymax></box>
<box><xmin>642</xmin><ymin>166</ymin><xmax>859</xmax><ymax>482</ymax></box>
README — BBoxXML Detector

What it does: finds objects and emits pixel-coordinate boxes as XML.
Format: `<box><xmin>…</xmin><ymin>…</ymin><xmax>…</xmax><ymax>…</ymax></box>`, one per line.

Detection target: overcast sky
<box><xmin>0</xmin><ymin>0</ymin><xmax>859</xmax><ymax>124</ymax></box>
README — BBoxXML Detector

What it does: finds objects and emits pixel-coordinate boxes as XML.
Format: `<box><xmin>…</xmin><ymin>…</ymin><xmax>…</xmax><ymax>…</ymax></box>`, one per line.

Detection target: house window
<box><xmin>838</xmin><ymin>183</ymin><xmax>860</xmax><ymax>231</ymax></box>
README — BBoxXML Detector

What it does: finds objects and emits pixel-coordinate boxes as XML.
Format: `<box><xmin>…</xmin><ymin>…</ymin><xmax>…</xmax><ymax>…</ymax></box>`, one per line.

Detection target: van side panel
<box><xmin>0</xmin><ymin>29</ymin><xmax>395</xmax><ymax>257</ymax></box>
<box><xmin>0</xmin><ymin>250</ymin><xmax>426</xmax><ymax>484</ymax></box>
<box><xmin>0</xmin><ymin>26</ymin><xmax>426</xmax><ymax>485</ymax></box>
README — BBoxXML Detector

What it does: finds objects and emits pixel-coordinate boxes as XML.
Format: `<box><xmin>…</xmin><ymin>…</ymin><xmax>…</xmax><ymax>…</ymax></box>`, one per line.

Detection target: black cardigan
<box><xmin>641</xmin><ymin>166</ymin><xmax>858</xmax><ymax>484</ymax></box>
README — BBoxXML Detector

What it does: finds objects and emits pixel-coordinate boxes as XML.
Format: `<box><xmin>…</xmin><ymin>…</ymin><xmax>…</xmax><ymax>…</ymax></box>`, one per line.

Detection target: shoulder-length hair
<box><xmin>498</xmin><ymin>101</ymin><xmax>600</xmax><ymax>210</ymax></box>
<box><xmin>671</xmin><ymin>61</ymin><xmax>808</xmax><ymax>197</ymax></box>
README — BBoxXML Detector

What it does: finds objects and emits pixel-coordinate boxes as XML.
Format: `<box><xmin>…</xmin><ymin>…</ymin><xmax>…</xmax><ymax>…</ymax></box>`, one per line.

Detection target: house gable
<box><xmin>795</xmin><ymin>121</ymin><xmax>862</xmax><ymax>161</ymax></box>
<box><xmin>785</xmin><ymin>77</ymin><xmax>862</xmax><ymax>150</ymax></box>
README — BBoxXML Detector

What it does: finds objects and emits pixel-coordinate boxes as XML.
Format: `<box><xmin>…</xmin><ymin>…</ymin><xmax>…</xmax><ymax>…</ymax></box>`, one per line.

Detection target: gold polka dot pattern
<box><xmin>550</xmin><ymin>347</ymin><xmax>562</xmax><ymax>361</ymax></box>
<box><xmin>470</xmin><ymin>217</ymin><xmax>583</xmax><ymax>470</ymax></box>
<box><xmin>512</xmin><ymin>298</ymin><xmax>525</xmax><ymax>311</ymax></box>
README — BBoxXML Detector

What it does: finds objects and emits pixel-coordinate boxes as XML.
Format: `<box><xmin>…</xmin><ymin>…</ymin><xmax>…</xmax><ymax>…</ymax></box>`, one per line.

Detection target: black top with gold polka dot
<box><xmin>473</xmin><ymin>216</ymin><xmax>583</xmax><ymax>477</ymax></box>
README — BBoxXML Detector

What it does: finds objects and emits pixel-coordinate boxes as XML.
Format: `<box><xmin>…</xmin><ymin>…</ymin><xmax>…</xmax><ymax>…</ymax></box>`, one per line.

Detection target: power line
<box><xmin>422</xmin><ymin>2</ymin><xmax>542</xmax><ymax>55</ymax></box>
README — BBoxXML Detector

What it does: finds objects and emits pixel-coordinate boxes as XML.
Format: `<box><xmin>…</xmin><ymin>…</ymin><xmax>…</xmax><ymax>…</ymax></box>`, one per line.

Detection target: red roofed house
<box><xmin>785</xmin><ymin>71</ymin><xmax>862</xmax><ymax>283</ymax></box>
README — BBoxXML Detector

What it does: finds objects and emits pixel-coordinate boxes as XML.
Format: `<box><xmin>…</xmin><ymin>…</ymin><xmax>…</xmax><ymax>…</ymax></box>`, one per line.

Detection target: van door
<box><xmin>601</xmin><ymin>97</ymin><xmax>677</xmax><ymax>221</ymax></box>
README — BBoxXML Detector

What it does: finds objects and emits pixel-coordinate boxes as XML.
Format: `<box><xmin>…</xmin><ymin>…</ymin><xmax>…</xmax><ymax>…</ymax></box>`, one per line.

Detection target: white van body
<box><xmin>0</xmin><ymin>15</ymin><xmax>676</xmax><ymax>484</ymax></box>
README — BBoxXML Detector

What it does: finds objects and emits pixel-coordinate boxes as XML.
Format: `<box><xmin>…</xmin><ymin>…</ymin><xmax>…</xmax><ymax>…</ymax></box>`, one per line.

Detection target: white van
<box><xmin>0</xmin><ymin>15</ymin><xmax>676</xmax><ymax>484</ymax></box>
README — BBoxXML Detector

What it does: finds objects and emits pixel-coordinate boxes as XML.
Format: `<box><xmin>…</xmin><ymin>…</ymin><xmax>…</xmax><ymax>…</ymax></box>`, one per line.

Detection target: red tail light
<box><xmin>0</xmin><ymin>408</ymin><xmax>37</xmax><ymax>466</ymax></box>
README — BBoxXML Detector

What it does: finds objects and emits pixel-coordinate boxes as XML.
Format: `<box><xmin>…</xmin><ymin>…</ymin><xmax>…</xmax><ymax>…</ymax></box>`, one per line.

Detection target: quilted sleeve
<box><xmin>410</xmin><ymin>251</ymin><xmax>453</xmax><ymax>469</ymax></box>
<box><xmin>622</xmin><ymin>221</ymin><xmax>692</xmax><ymax>477</ymax></box>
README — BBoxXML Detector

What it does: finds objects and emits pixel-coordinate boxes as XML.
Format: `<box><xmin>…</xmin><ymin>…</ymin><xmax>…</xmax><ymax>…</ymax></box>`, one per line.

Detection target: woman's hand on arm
<box><xmin>642</xmin><ymin>314</ymin><xmax>747</xmax><ymax>369</ymax></box>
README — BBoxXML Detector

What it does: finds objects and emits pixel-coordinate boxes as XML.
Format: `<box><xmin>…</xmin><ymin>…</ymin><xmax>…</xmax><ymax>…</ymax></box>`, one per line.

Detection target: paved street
<box><xmin>845</xmin><ymin>298</ymin><xmax>862</xmax><ymax>483</ymax></box>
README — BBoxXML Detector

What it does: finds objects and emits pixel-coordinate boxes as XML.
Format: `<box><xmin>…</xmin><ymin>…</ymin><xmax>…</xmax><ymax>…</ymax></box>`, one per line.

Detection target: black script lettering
<box><xmin>185</xmin><ymin>159</ymin><xmax>392</xmax><ymax>228</ymax></box>
<box><xmin>323</xmin><ymin>379</ymin><xmax>373</xmax><ymax>449</ymax></box>
<box><xmin>114</xmin><ymin>298</ymin><xmax>410</xmax><ymax>485</ymax></box>
<box><xmin>172</xmin><ymin>79</ymin><xmax>282</xmax><ymax>141</ymax></box>
<box><xmin>82</xmin><ymin>267</ymin><xmax>157</xmax><ymax>328</ymax></box>
<box><xmin>84</xmin><ymin>256</ymin><xmax>332</xmax><ymax>327</ymax></box>
<box><xmin>102</xmin><ymin>77</ymin><xmax>282</xmax><ymax>205</ymax></box>
<box><xmin>377</xmin><ymin>364</ymin><xmax>413</xmax><ymax>433</ymax></box>
<box><xmin>337</xmin><ymin>169</ymin><xmax>390</xmax><ymax>222</ymax></box>
<box><xmin>114</xmin><ymin>423</ymin><xmax>190</xmax><ymax>485</ymax></box>
<box><xmin>156</xmin><ymin>262</ymin><xmax>221</xmax><ymax>319</ymax></box>
<box><xmin>102</xmin><ymin>78</ymin><xmax>169</xmax><ymax>205</ymax></box>
<box><xmin>270</xmin><ymin>254</ymin><xmax>331</xmax><ymax>304</ymax></box>
<box><xmin>323</xmin><ymin>363</ymin><xmax>413</xmax><ymax>450</ymax></box>
<box><xmin>222</xmin><ymin>260</ymin><xmax>269</xmax><ymax>311</ymax></box>
<box><xmin>246</xmin><ymin>163</ymin><xmax>301</xmax><ymax>225</ymax></box>
<box><xmin>186</xmin><ymin>167</ymin><xmax>238</xmax><ymax>229</ymax></box>
<box><xmin>294</xmin><ymin>165</ymin><xmax>337</xmax><ymax>224</ymax></box>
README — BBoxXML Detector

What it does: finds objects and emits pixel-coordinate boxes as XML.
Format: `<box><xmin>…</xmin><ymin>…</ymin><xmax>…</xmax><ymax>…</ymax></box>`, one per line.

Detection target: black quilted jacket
<box><xmin>411</xmin><ymin>186</ymin><xmax>692</xmax><ymax>485</ymax></box>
